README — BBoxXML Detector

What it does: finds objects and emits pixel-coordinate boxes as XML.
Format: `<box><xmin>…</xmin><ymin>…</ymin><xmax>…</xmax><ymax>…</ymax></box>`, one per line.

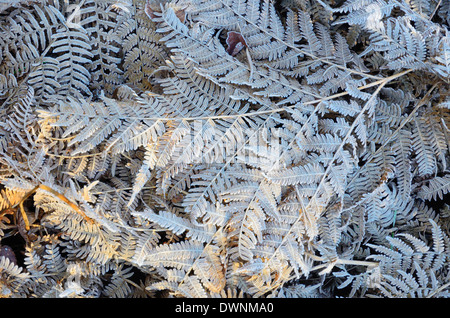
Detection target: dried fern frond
<box><xmin>0</xmin><ymin>0</ymin><xmax>448</xmax><ymax>298</ymax></box>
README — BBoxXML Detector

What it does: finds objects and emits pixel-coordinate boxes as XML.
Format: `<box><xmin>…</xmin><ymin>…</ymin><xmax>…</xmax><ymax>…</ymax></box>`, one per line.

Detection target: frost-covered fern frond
<box><xmin>0</xmin><ymin>0</ymin><xmax>448</xmax><ymax>298</ymax></box>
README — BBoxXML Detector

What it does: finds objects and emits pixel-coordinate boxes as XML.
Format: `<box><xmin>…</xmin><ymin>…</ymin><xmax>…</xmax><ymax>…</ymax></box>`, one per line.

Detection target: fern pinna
<box><xmin>0</xmin><ymin>0</ymin><xmax>449</xmax><ymax>298</ymax></box>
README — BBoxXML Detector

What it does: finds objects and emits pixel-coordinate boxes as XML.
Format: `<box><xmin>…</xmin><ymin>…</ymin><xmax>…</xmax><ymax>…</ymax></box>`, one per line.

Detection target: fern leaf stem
<box><xmin>427</xmin><ymin>281</ymin><xmax>450</xmax><ymax>298</ymax></box>
<box><xmin>217</xmin><ymin>0</ymin><xmax>384</xmax><ymax>81</ymax></box>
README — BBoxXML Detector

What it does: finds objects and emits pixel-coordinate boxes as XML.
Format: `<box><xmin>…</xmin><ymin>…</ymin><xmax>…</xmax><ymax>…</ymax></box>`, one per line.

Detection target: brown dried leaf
<box><xmin>225</xmin><ymin>31</ymin><xmax>247</xmax><ymax>56</ymax></box>
<box><xmin>0</xmin><ymin>245</ymin><xmax>17</xmax><ymax>265</ymax></box>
